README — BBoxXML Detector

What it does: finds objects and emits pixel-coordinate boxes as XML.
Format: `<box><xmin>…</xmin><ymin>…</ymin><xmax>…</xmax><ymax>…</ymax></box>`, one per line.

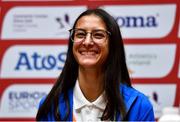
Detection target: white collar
<box><xmin>73</xmin><ymin>80</ymin><xmax>107</xmax><ymax>111</ymax></box>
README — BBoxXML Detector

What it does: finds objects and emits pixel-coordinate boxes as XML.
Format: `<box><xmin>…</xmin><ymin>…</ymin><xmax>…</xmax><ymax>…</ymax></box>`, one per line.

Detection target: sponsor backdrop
<box><xmin>0</xmin><ymin>0</ymin><xmax>179</xmax><ymax>121</ymax></box>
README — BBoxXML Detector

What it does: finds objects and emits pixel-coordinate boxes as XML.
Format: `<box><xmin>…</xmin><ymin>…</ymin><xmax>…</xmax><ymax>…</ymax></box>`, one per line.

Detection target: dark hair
<box><xmin>36</xmin><ymin>8</ymin><xmax>131</xmax><ymax>121</ymax></box>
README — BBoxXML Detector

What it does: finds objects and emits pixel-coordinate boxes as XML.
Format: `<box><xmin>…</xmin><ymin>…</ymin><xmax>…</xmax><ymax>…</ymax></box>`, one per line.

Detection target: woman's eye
<box><xmin>75</xmin><ymin>32</ymin><xmax>86</xmax><ymax>38</ymax></box>
<box><xmin>93</xmin><ymin>33</ymin><xmax>105</xmax><ymax>39</ymax></box>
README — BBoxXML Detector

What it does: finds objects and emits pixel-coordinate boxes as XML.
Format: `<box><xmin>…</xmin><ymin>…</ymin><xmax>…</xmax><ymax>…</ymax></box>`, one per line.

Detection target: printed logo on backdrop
<box><xmin>1</xmin><ymin>6</ymin><xmax>87</xmax><ymax>39</ymax></box>
<box><xmin>0</xmin><ymin>45</ymin><xmax>67</xmax><ymax>78</ymax></box>
<box><xmin>133</xmin><ymin>84</ymin><xmax>176</xmax><ymax>118</ymax></box>
<box><xmin>125</xmin><ymin>44</ymin><xmax>176</xmax><ymax>78</ymax></box>
<box><xmin>0</xmin><ymin>84</ymin><xmax>52</xmax><ymax>117</ymax></box>
<box><xmin>101</xmin><ymin>4</ymin><xmax>176</xmax><ymax>39</ymax></box>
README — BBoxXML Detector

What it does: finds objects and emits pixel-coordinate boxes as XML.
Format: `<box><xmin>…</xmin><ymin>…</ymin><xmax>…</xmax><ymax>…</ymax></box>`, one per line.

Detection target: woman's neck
<box><xmin>78</xmin><ymin>67</ymin><xmax>104</xmax><ymax>102</ymax></box>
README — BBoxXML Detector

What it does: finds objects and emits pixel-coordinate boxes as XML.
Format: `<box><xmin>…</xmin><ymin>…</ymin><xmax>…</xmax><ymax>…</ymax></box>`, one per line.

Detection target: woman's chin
<box><xmin>79</xmin><ymin>61</ymin><xmax>98</xmax><ymax>69</ymax></box>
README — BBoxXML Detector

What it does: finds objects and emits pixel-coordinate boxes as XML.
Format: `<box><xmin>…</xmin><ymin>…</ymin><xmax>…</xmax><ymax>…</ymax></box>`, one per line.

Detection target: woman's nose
<box><xmin>83</xmin><ymin>33</ymin><xmax>94</xmax><ymax>46</ymax></box>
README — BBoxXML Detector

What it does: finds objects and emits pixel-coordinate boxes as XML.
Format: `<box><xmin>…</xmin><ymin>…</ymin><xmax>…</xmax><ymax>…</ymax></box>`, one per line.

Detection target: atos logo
<box><xmin>0</xmin><ymin>45</ymin><xmax>67</xmax><ymax>78</ymax></box>
<box><xmin>115</xmin><ymin>15</ymin><xmax>158</xmax><ymax>28</ymax></box>
<box><xmin>9</xmin><ymin>91</ymin><xmax>47</xmax><ymax>111</ymax></box>
<box><xmin>15</xmin><ymin>52</ymin><xmax>66</xmax><ymax>71</ymax></box>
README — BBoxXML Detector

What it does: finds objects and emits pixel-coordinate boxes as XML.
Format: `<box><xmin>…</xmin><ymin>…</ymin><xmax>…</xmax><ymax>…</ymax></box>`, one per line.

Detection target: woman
<box><xmin>36</xmin><ymin>8</ymin><xmax>155</xmax><ymax>121</ymax></box>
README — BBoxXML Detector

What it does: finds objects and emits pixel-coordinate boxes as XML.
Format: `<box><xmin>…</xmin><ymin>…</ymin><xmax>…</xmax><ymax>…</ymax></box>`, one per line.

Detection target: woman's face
<box><xmin>72</xmin><ymin>14</ymin><xmax>109</xmax><ymax>69</ymax></box>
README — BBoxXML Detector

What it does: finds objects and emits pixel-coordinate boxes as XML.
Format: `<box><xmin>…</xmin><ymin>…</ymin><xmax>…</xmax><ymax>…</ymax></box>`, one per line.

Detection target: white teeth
<box><xmin>81</xmin><ymin>51</ymin><xmax>96</xmax><ymax>55</ymax></box>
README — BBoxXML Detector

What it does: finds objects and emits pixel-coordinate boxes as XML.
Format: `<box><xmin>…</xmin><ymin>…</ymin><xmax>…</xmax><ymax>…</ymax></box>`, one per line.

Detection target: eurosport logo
<box><xmin>0</xmin><ymin>45</ymin><xmax>67</xmax><ymax>78</ymax></box>
<box><xmin>133</xmin><ymin>84</ymin><xmax>176</xmax><ymax>118</ymax></box>
<box><xmin>125</xmin><ymin>44</ymin><xmax>176</xmax><ymax>78</ymax></box>
<box><xmin>102</xmin><ymin>4</ymin><xmax>176</xmax><ymax>38</ymax></box>
<box><xmin>1</xmin><ymin>6</ymin><xmax>87</xmax><ymax>39</ymax></box>
<box><xmin>0</xmin><ymin>84</ymin><xmax>52</xmax><ymax>117</ymax></box>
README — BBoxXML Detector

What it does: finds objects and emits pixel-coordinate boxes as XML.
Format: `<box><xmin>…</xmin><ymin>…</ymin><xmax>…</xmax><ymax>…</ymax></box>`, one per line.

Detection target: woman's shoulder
<box><xmin>120</xmin><ymin>84</ymin><xmax>149</xmax><ymax>100</ymax></box>
<box><xmin>38</xmin><ymin>96</ymin><xmax>46</xmax><ymax>108</ymax></box>
<box><xmin>120</xmin><ymin>84</ymin><xmax>155</xmax><ymax>121</ymax></box>
<box><xmin>120</xmin><ymin>83</ymin><xmax>153</xmax><ymax>108</ymax></box>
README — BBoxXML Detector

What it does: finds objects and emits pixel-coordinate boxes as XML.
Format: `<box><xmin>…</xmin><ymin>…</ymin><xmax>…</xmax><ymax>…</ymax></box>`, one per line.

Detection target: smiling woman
<box><xmin>36</xmin><ymin>8</ymin><xmax>155</xmax><ymax>121</ymax></box>
<box><xmin>72</xmin><ymin>14</ymin><xmax>109</xmax><ymax>70</ymax></box>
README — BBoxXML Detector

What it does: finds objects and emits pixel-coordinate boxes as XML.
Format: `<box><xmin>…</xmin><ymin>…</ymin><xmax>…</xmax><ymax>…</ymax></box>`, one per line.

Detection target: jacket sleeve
<box><xmin>128</xmin><ymin>93</ymin><xmax>155</xmax><ymax>121</ymax></box>
<box><xmin>120</xmin><ymin>84</ymin><xmax>155</xmax><ymax>121</ymax></box>
<box><xmin>138</xmin><ymin>95</ymin><xmax>155</xmax><ymax>121</ymax></box>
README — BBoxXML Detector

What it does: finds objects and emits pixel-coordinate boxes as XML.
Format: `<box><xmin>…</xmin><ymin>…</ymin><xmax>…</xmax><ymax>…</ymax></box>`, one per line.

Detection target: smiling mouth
<box><xmin>79</xmin><ymin>50</ymin><xmax>99</xmax><ymax>56</ymax></box>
